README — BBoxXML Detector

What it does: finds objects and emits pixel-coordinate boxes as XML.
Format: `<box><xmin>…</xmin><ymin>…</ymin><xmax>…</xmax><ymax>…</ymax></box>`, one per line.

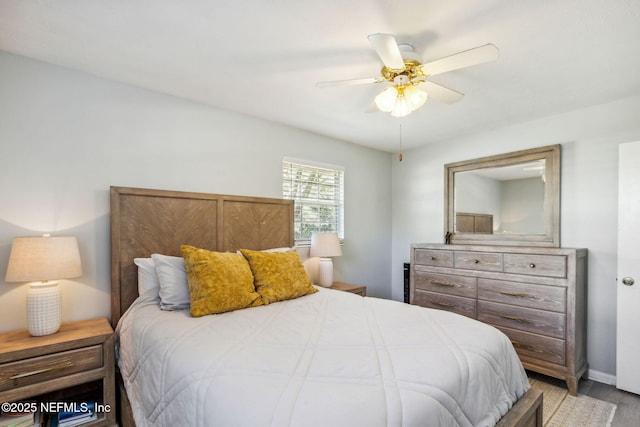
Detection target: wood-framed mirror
<box><xmin>445</xmin><ymin>144</ymin><xmax>560</xmax><ymax>247</ymax></box>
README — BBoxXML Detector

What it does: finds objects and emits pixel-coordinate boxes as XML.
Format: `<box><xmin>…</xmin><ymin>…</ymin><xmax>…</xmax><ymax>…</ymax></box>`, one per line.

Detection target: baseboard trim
<box><xmin>588</xmin><ymin>368</ymin><xmax>616</xmax><ymax>386</ymax></box>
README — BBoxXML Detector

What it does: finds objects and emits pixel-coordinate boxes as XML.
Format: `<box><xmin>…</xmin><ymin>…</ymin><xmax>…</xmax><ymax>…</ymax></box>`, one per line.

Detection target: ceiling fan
<box><xmin>316</xmin><ymin>33</ymin><xmax>499</xmax><ymax>118</ymax></box>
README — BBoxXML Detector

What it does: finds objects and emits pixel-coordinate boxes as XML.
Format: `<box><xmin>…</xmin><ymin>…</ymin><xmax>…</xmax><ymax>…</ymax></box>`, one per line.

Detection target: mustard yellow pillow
<box><xmin>181</xmin><ymin>245</ymin><xmax>263</xmax><ymax>317</ymax></box>
<box><xmin>240</xmin><ymin>249</ymin><xmax>317</xmax><ymax>304</ymax></box>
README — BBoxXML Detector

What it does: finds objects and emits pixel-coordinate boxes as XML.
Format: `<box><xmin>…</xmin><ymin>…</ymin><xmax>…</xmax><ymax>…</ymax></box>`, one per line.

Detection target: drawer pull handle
<box><xmin>432</xmin><ymin>301</ymin><xmax>455</xmax><ymax>308</ymax></box>
<box><xmin>511</xmin><ymin>341</ymin><xmax>534</xmax><ymax>351</ymax></box>
<box><xmin>9</xmin><ymin>362</ymin><xmax>74</xmax><ymax>380</ymax></box>
<box><xmin>529</xmin><ymin>263</ymin><xmax>536</xmax><ymax>268</ymax></box>
<box><xmin>500</xmin><ymin>314</ymin><xmax>532</xmax><ymax>324</ymax></box>
<box><xmin>431</xmin><ymin>280</ymin><xmax>455</xmax><ymax>287</ymax></box>
<box><xmin>500</xmin><ymin>291</ymin><xmax>535</xmax><ymax>299</ymax></box>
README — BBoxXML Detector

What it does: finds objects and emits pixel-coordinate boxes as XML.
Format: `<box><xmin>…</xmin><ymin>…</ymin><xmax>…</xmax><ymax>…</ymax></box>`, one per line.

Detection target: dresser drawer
<box><xmin>495</xmin><ymin>326</ymin><xmax>565</xmax><ymax>366</ymax></box>
<box><xmin>454</xmin><ymin>251</ymin><xmax>503</xmax><ymax>272</ymax></box>
<box><xmin>503</xmin><ymin>253</ymin><xmax>567</xmax><ymax>278</ymax></box>
<box><xmin>478</xmin><ymin>301</ymin><xmax>565</xmax><ymax>339</ymax></box>
<box><xmin>0</xmin><ymin>345</ymin><xmax>103</xmax><ymax>392</ymax></box>
<box><xmin>413</xmin><ymin>290</ymin><xmax>476</xmax><ymax>318</ymax></box>
<box><xmin>414</xmin><ymin>249</ymin><xmax>454</xmax><ymax>267</ymax></box>
<box><xmin>415</xmin><ymin>271</ymin><xmax>477</xmax><ymax>298</ymax></box>
<box><xmin>478</xmin><ymin>279</ymin><xmax>566</xmax><ymax>313</ymax></box>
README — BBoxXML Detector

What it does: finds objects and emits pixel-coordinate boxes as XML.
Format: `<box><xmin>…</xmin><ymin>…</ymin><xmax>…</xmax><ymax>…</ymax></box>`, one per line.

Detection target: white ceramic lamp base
<box><xmin>26</xmin><ymin>281</ymin><xmax>62</xmax><ymax>336</ymax></box>
<box><xmin>317</xmin><ymin>258</ymin><xmax>334</xmax><ymax>287</ymax></box>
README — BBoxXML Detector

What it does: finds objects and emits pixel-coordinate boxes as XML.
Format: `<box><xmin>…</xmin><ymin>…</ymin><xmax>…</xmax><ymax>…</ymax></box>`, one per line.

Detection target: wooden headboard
<box><xmin>110</xmin><ymin>186</ymin><xmax>294</xmax><ymax>328</ymax></box>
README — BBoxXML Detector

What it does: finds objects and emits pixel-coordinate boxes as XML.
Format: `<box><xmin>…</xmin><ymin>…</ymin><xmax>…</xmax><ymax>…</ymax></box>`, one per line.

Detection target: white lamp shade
<box><xmin>309</xmin><ymin>233</ymin><xmax>342</xmax><ymax>258</ymax></box>
<box><xmin>6</xmin><ymin>236</ymin><xmax>83</xmax><ymax>282</ymax></box>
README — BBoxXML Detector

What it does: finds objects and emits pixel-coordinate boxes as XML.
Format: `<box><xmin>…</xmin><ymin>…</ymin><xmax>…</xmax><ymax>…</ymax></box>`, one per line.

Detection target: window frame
<box><xmin>282</xmin><ymin>157</ymin><xmax>345</xmax><ymax>244</ymax></box>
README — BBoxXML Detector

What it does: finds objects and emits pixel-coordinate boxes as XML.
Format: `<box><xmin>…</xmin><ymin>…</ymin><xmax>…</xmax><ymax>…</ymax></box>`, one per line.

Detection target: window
<box><xmin>282</xmin><ymin>158</ymin><xmax>344</xmax><ymax>242</ymax></box>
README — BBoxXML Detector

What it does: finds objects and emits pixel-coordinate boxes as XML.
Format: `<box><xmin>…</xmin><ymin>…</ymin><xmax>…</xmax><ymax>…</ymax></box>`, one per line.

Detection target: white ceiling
<box><xmin>1</xmin><ymin>0</ymin><xmax>639</xmax><ymax>152</ymax></box>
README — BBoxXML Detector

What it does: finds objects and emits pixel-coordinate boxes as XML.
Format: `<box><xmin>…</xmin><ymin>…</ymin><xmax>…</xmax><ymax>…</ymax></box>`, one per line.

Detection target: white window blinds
<box><xmin>282</xmin><ymin>158</ymin><xmax>344</xmax><ymax>241</ymax></box>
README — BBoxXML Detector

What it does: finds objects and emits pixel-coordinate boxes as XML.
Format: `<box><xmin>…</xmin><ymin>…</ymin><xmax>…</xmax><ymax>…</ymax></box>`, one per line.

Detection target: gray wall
<box><xmin>0</xmin><ymin>52</ymin><xmax>392</xmax><ymax>332</ymax></box>
<box><xmin>455</xmin><ymin>172</ymin><xmax>502</xmax><ymax>228</ymax></box>
<box><xmin>391</xmin><ymin>94</ymin><xmax>640</xmax><ymax>382</ymax></box>
<box><xmin>500</xmin><ymin>178</ymin><xmax>545</xmax><ymax>234</ymax></box>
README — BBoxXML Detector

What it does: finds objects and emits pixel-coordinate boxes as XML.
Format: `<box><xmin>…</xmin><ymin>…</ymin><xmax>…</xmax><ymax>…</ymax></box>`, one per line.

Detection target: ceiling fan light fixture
<box><xmin>317</xmin><ymin>34</ymin><xmax>499</xmax><ymax>118</ymax></box>
<box><xmin>404</xmin><ymin>84</ymin><xmax>427</xmax><ymax>110</ymax></box>
<box><xmin>390</xmin><ymin>91</ymin><xmax>411</xmax><ymax>118</ymax></box>
<box><xmin>374</xmin><ymin>86</ymin><xmax>398</xmax><ymax>112</ymax></box>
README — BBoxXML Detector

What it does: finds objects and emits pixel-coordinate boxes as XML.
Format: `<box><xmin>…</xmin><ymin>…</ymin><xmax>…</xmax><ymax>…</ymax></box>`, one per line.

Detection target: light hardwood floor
<box><xmin>528</xmin><ymin>371</ymin><xmax>640</xmax><ymax>426</ymax></box>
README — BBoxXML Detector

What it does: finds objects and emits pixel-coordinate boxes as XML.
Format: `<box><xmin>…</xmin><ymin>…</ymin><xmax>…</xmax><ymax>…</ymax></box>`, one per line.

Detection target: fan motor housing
<box><xmin>381</xmin><ymin>59</ymin><xmax>425</xmax><ymax>82</ymax></box>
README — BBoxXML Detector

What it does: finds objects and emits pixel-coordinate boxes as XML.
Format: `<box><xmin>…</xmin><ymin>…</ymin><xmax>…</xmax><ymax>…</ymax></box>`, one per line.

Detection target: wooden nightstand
<box><xmin>330</xmin><ymin>281</ymin><xmax>367</xmax><ymax>296</ymax></box>
<box><xmin>0</xmin><ymin>317</ymin><xmax>116</xmax><ymax>426</ymax></box>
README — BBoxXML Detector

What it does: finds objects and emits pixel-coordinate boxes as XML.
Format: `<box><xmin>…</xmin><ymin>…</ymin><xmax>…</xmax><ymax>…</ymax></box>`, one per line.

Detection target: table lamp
<box><xmin>309</xmin><ymin>232</ymin><xmax>342</xmax><ymax>287</ymax></box>
<box><xmin>5</xmin><ymin>235</ymin><xmax>83</xmax><ymax>336</ymax></box>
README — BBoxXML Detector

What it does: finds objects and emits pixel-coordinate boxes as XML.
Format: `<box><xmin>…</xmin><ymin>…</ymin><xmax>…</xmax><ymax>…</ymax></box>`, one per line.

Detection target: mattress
<box><xmin>116</xmin><ymin>287</ymin><xmax>529</xmax><ymax>427</ymax></box>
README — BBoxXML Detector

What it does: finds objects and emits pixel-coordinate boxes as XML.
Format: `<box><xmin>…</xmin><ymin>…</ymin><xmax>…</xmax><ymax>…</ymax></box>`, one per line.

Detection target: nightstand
<box><xmin>0</xmin><ymin>317</ymin><xmax>116</xmax><ymax>426</ymax></box>
<box><xmin>330</xmin><ymin>281</ymin><xmax>367</xmax><ymax>296</ymax></box>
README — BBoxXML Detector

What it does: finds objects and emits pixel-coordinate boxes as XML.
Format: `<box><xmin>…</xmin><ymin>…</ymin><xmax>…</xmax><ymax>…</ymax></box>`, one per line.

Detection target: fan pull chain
<box><xmin>398</xmin><ymin>122</ymin><xmax>403</xmax><ymax>161</ymax></box>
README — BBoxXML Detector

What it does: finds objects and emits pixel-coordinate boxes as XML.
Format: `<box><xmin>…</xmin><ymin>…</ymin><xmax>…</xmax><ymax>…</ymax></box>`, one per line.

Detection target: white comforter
<box><xmin>116</xmin><ymin>287</ymin><xmax>529</xmax><ymax>427</ymax></box>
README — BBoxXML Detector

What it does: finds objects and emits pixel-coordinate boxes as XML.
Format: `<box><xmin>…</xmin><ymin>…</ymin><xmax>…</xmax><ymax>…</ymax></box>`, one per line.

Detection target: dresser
<box><xmin>410</xmin><ymin>244</ymin><xmax>587</xmax><ymax>395</ymax></box>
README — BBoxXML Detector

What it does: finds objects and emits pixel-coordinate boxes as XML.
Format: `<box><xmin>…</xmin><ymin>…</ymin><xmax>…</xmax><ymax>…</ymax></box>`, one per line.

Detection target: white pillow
<box><xmin>237</xmin><ymin>246</ymin><xmax>296</xmax><ymax>255</ymax></box>
<box><xmin>134</xmin><ymin>258</ymin><xmax>160</xmax><ymax>295</ymax></box>
<box><xmin>262</xmin><ymin>246</ymin><xmax>296</xmax><ymax>252</ymax></box>
<box><xmin>151</xmin><ymin>253</ymin><xmax>190</xmax><ymax>311</ymax></box>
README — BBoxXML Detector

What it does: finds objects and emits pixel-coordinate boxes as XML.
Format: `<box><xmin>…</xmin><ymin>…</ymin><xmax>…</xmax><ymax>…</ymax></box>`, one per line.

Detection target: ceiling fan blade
<box><xmin>367</xmin><ymin>33</ymin><xmax>405</xmax><ymax>70</ymax></box>
<box><xmin>418</xmin><ymin>44</ymin><xmax>499</xmax><ymax>76</ymax></box>
<box><xmin>316</xmin><ymin>77</ymin><xmax>384</xmax><ymax>88</ymax></box>
<box><xmin>418</xmin><ymin>80</ymin><xmax>464</xmax><ymax>104</ymax></box>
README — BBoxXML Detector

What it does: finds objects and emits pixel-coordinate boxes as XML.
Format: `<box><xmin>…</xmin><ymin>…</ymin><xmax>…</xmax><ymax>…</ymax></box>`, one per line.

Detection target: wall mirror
<box><xmin>445</xmin><ymin>144</ymin><xmax>560</xmax><ymax>247</ymax></box>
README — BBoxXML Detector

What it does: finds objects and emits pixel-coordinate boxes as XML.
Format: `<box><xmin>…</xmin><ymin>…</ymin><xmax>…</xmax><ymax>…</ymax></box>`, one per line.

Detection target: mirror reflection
<box><xmin>445</xmin><ymin>144</ymin><xmax>560</xmax><ymax>247</ymax></box>
<box><xmin>455</xmin><ymin>160</ymin><xmax>546</xmax><ymax>235</ymax></box>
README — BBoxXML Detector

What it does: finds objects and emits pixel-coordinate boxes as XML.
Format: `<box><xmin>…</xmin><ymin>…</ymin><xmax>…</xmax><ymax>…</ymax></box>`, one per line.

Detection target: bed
<box><xmin>110</xmin><ymin>186</ymin><xmax>543</xmax><ymax>427</ymax></box>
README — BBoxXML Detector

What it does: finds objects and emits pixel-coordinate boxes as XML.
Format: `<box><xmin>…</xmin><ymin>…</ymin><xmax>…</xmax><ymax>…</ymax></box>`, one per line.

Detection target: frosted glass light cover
<box><xmin>404</xmin><ymin>85</ymin><xmax>427</xmax><ymax>110</ymax></box>
<box><xmin>391</xmin><ymin>94</ymin><xmax>411</xmax><ymax>118</ymax></box>
<box><xmin>374</xmin><ymin>86</ymin><xmax>398</xmax><ymax>112</ymax></box>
